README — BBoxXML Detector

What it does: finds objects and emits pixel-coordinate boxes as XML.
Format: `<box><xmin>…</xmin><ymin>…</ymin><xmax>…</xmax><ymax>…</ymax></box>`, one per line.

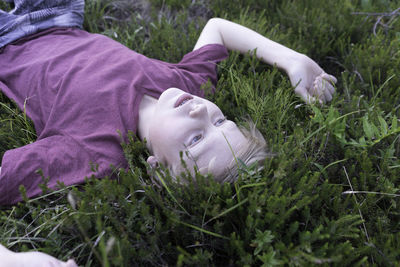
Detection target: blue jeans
<box><xmin>0</xmin><ymin>0</ymin><xmax>84</xmax><ymax>48</ymax></box>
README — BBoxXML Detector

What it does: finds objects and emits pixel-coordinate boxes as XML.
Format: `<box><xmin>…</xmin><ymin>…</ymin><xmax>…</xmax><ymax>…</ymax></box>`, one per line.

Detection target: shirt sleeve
<box><xmin>0</xmin><ymin>135</ymin><xmax>97</xmax><ymax>205</ymax></box>
<box><xmin>175</xmin><ymin>43</ymin><xmax>229</xmax><ymax>88</ymax></box>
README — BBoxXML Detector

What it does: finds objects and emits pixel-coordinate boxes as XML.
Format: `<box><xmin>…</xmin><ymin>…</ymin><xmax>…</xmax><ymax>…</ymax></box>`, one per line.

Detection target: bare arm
<box><xmin>0</xmin><ymin>244</ymin><xmax>77</xmax><ymax>267</ymax></box>
<box><xmin>194</xmin><ymin>18</ymin><xmax>337</xmax><ymax>104</ymax></box>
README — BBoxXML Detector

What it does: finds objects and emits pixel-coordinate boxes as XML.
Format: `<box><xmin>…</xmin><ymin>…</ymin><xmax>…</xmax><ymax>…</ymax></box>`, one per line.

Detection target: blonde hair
<box><xmin>213</xmin><ymin>118</ymin><xmax>271</xmax><ymax>183</ymax></box>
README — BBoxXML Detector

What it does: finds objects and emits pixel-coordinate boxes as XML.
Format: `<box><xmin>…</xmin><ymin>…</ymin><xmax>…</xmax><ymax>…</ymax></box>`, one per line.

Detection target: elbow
<box><xmin>207</xmin><ymin>17</ymin><xmax>226</xmax><ymax>26</ymax></box>
<box><xmin>205</xmin><ymin>18</ymin><xmax>226</xmax><ymax>44</ymax></box>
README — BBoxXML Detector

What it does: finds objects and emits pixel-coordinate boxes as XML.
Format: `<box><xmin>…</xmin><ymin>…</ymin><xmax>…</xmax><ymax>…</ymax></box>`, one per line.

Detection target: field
<box><xmin>1</xmin><ymin>0</ymin><xmax>399</xmax><ymax>266</ymax></box>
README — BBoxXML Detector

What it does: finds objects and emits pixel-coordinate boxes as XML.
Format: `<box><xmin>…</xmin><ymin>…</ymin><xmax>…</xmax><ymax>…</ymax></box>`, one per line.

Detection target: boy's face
<box><xmin>147</xmin><ymin>88</ymin><xmax>247</xmax><ymax>180</ymax></box>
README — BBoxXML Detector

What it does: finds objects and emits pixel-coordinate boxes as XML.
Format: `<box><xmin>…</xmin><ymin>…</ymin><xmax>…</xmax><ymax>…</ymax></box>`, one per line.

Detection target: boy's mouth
<box><xmin>174</xmin><ymin>93</ymin><xmax>193</xmax><ymax>108</ymax></box>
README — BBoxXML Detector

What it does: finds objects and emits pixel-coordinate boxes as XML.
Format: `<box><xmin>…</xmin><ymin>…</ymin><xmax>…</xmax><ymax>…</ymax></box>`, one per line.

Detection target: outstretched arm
<box><xmin>0</xmin><ymin>244</ymin><xmax>77</xmax><ymax>267</ymax></box>
<box><xmin>194</xmin><ymin>18</ymin><xmax>337</xmax><ymax>104</ymax></box>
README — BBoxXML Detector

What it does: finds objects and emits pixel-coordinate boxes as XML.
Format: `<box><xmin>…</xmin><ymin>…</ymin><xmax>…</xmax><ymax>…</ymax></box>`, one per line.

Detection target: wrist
<box><xmin>284</xmin><ymin>53</ymin><xmax>309</xmax><ymax>75</ymax></box>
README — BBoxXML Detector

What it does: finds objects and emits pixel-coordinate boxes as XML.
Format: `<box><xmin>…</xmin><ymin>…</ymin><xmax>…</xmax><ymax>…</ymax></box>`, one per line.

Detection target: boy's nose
<box><xmin>189</xmin><ymin>103</ymin><xmax>207</xmax><ymax>118</ymax></box>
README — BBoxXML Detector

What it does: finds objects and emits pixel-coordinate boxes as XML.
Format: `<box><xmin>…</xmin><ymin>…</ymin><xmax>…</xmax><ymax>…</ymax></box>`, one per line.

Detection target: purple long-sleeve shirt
<box><xmin>0</xmin><ymin>27</ymin><xmax>228</xmax><ymax>205</ymax></box>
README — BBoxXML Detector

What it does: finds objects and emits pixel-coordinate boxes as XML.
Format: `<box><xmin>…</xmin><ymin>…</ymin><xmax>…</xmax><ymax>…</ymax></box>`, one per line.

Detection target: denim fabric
<box><xmin>0</xmin><ymin>0</ymin><xmax>84</xmax><ymax>48</ymax></box>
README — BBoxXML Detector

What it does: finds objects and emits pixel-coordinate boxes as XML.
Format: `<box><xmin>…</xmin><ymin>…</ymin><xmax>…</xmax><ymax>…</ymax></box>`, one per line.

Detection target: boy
<box><xmin>0</xmin><ymin>0</ymin><xmax>335</xmax><ymax>264</ymax></box>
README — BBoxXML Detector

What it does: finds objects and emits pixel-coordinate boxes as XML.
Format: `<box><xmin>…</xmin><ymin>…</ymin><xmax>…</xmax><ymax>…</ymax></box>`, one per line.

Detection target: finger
<box><xmin>321</xmin><ymin>73</ymin><xmax>337</xmax><ymax>84</ymax></box>
<box><xmin>295</xmin><ymin>86</ymin><xmax>322</xmax><ymax>104</ymax></box>
<box><xmin>318</xmin><ymin>91</ymin><xmax>327</xmax><ymax>103</ymax></box>
<box><xmin>324</xmin><ymin>89</ymin><xmax>332</xmax><ymax>102</ymax></box>
<box><xmin>320</xmin><ymin>75</ymin><xmax>336</xmax><ymax>96</ymax></box>
<box><xmin>325</xmin><ymin>82</ymin><xmax>335</xmax><ymax>95</ymax></box>
<box><xmin>311</xmin><ymin>77</ymin><xmax>323</xmax><ymax>102</ymax></box>
<box><xmin>318</xmin><ymin>75</ymin><xmax>336</xmax><ymax>98</ymax></box>
<box><xmin>315</xmin><ymin>76</ymin><xmax>335</xmax><ymax>103</ymax></box>
<box><xmin>311</xmin><ymin>83</ymin><xmax>327</xmax><ymax>103</ymax></box>
<box><xmin>320</xmin><ymin>80</ymin><xmax>333</xmax><ymax>102</ymax></box>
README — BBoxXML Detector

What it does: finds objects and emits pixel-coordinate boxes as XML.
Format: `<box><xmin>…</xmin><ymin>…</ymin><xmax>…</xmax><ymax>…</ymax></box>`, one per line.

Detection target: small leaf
<box><xmin>362</xmin><ymin>116</ymin><xmax>374</xmax><ymax>140</ymax></box>
<box><xmin>253</xmin><ymin>229</ymin><xmax>275</xmax><ymax>255</ymax></box>
<box><xmin>378</xmin><ymin>116</ymin><xmax>388</xmax><ymax>135</ymax></box>
<box><xmin>371</xmin><ymin>122</ymin><xmax>380</xmax><ymax>139</ymax></box>
<box><xmin>359</xmin><ymin>136</ymin><xmax>367</xmax><ymax>146</ymax></box>
<box><xmin>326</xmin><ymin>106</ymin><xmax>338</xmax><ymax>123</ymax></box>
<box><xmin>311</xmin><ymin>106</ymin><xmax>324</xmax><ymax>124</ymax></box>
<box><xmin>258</xmin><ymin>251</ymin><xmax>281</xmax><ymax>266</ymax></box>
<box><xmin>391</xmin><ymin>115</ymin><xmax>398</xmax><ymax>132</ymax></box>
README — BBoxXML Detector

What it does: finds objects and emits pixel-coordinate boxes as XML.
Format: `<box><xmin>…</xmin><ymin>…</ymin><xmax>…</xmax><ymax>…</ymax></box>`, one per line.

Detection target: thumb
<box><xmin>65</xmin><ymin>259</ymin><xmax>78</xmax><ymax>267</ymax></box>
<box><xmin>294</xmin><ymin>86</ymin><xmax>322</xmax><ymax>104</ymax></box>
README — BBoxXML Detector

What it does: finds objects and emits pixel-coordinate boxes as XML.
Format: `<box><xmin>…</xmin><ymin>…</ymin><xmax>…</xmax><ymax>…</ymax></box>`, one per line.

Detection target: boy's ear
<box><xmin>146</xmin><ymin>156</ymin><xmax>162</xmax><ymax>188</ymax></box>
<box><xmin>146</xmin><ymin>156</ymin><xmax>159</xmax><ymax>169</ymax></box>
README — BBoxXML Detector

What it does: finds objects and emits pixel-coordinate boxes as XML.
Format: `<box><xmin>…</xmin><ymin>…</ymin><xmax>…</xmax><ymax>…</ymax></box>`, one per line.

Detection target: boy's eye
<box><xmin>215</xmin><ymin>117</ymin><xmax>226</xmax><ymax>126</ymax></box>
<box><xmin>189</xmin><ymin>134</ymin><xmax>202</xmax><ymax>146</ymax></box>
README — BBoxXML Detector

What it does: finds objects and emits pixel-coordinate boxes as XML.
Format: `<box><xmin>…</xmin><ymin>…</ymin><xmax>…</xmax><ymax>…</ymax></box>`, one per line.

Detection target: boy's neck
<box><xmin>138</xmin><ymin>94</ymin><xmax>157</xmax><ymax>143</ymax></box>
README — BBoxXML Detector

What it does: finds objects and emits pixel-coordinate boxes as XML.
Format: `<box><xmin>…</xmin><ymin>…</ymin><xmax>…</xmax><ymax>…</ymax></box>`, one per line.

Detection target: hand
<box><xmin>287</xmin><ymin>54</ymin><xmax>337</xmax><ymax>104</ymax></box>
<box><xmin>0</xmin><ymin>244</ymin><xmax>77</xmax><ymax>267</ymax></box>
<box><xmin>17</xmin><ymin>251</ymin><xmax>78</xmax><ymax>267</ymax></box>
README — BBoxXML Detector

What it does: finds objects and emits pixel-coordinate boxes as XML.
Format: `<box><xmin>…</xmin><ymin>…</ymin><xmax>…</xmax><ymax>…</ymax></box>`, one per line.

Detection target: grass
<box><xmin>1</xmin><ymin>0</ymin><xmax>400</xmax><ymax>265</ymax></box>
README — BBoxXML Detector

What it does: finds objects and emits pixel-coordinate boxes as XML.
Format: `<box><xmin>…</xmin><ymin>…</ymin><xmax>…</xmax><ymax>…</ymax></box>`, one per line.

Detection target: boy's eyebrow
<box><xmin>188</xmin><ymin>122</ymin><xmax>237</xmax><ymax>171</ymax></box>
<box><xmin>187</xmin><ymin>136</ymin><xmax>212</xmax><ymax>169</ymax></box>
<box><xmin>188</xmin><ymin>140</ymin><xmax>205</xmax><ymax>163</ymax></box>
